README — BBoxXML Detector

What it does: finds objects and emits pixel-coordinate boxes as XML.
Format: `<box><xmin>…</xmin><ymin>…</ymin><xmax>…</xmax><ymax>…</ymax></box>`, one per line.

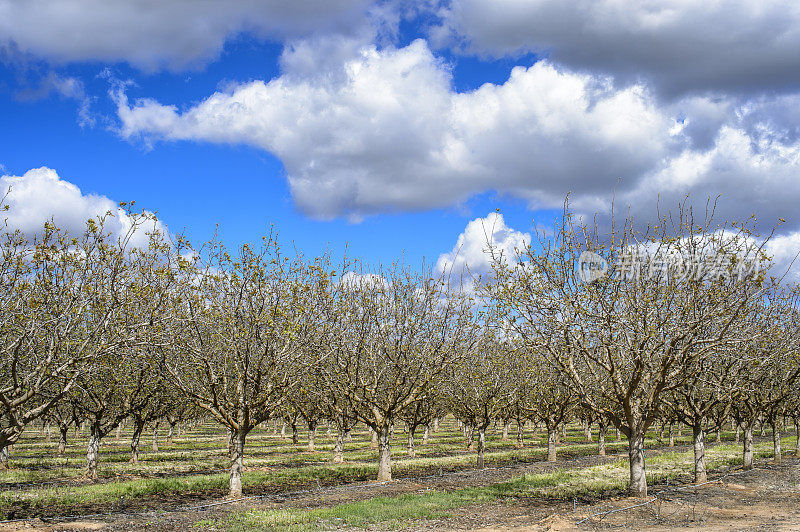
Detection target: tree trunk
<box><xmin>547</xmin><ymin>427</ymin><xmax>557</xmax><ymax>462</ymax></box>
<box><xmin>377</xmin><ymin>427</ymin><xmax>392</xmax><ymax>481</ymax></box>
<box><xmin>0</xmin><ymin>446</ymin><xmax>8</xmax><ymax>469</ymax></box>
<box><xmin>628</xmin><ymin>431</ymin><xmax>647</xmax><ymax>497</ymax></box>
<box><xmin>44</xmin><ymin>422</ymin><xmax>51</xmax><ymax>444</ymax></box>
<box><xmin>280</xmin><ymin>420</ymin><xmax>286</xmax><ymax>439</ymax></box>
<box><xmin>407</xmin><ymin>428</ymin><xmax>416</xmax><ymax>458</ymax></box>
<box><xmin>502</xmin><ymin>420</ymin><xmax>510</xmax><ymax>441</ymax></box>
<box><xmin>86</xmin><ymin>428</ymin><xmax>101</xmax><ymax>480</ymax></box>
<box><xmin>598</xmin><ymin>422</ymin><xmax>606</xmax><ymax>456</ymax></box>
<box><xmin>422</xmin><ymin>424</ymin><xmax>429</xmax><ymax>445</ymax></box>
<box><xmin>291</xmin><ymin>422</ymin><xmax>299</xmax><ymax>444</ymax></box>
<box><xmin>692</xmin><ymin>423</ymin><xmax>707</xmax><ymax>483</ymax></box>
<box><xmin>616</xmin><ymin>428</ymin><xmax>621</xmax><ymax>441</ymax></box>
<box><xmin>585</xmin><ymin>421</ymin><xmax>592</xmax><ymax>442</ymax></box>
<box><xmin>227</xmin><ymin>430</ymin><xmax>235</xmax><ymax>457</ymax></box>
<box><xmin>477</xmin><ymin>427</ymin><xmax>486</xmax><ymax>468</ymax></box>
<box><xmin>58</xmin><ymin>424</ymin><xmax>68</xmax><ymax>454</ymax></box>
<box><xmin>229</xmin><ymin>429</ymin><xmax>246</xmax><ymax>497</ymax></box>
<box><xmin>716</xmin><ymin>428</ymin><xmax>722</xmax><ymax>443</ymax></box>
<box><xmin>433</xmin><ymin>417</ymin><xmax>439</xmax><ymax>432</ymax></box>
<box><xmin>773</xmin><ymin>422</ymin><xmax>782</xmax><ymax>463</ymax></box>
<box><xmin>130</xmin><ymin>434</ymin><xmax>141</xmax><ymax>464</ymax></box>
<box><xmin>669</xmin><ymin>422</ymin><xmax>674</xmax><ymax>447</ymax></box>
<box><xmin>795</xmin><ymin>418</ymin><xmax>800</xmax><ymax>456</ymax></box>
<box><xmin>307</xmin><ymin>421</ymin><xmax>317</xmax><ymax>451</ymax></box>
<box><xmin>370</xmin><ymin>428</ymin><xmax>378</xmax><ymax>449</ymax></box>
<box><xmin>333</xmin><ymin>430</ymin><xmax>344</xmax><ymax>463</ymax></box>
<box><xmin>115</xmin><ymin>423</ymin><xmax>122</xmax><ymax>441</ymax></box>
<box><xmin>152</xmin><ymin>423</ymin><xmax>159</xmax><ymax>452</ymax></box>
<box><xmin>465</xmin><ymin>424</ymin><xmax>474</xmax><ymax>451</ymax></box>
<box><xmin>743</xmin><ymin>422</ymin><xmax>754</xmax><ymax>470</ymax></box>
<box><xmin>167</xmin><ymin>421</ymin><xmax>176</xmax><ymax>445</ymax></box>
<box><xmin>735</xmin><ymin>424</ymin><xmax>740</xmax><ymax>443</ymax></box>
<box><xmin>516</xmin><ymin>422</ymin><xmax>524</xmax><ymax>449</ymax></box>
<box><xmin>130</xmin><ymin>420</ymin><xmax>145</xmax><ymax>464</ymax></box>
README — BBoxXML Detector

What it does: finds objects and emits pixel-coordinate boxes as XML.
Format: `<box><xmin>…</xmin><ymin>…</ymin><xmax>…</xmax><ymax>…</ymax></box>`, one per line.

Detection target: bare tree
<box><xmin>446</xmin><ymin>330</ymin><xmax>514</xmax><ymax>468</ymax></box>
<box><xmin>320</xmin><ymin>263</ymin><xmax>476</xmax><ymax>481</ymax></box>
<box><xmin>729</xmin><ymin>288</ymin><xmax>800</xmax><ymax>469</ymax></box>
<box><xmin>162</xmin><ymin>234</ymin><xmax>331</xmax><ymax>496</ymax></box>
<box><xmin>398</xmin><ymin>392</ymin><xmax>440</xmax><ymax>459</ymax></box>
<box><xmin>0</xmin><ymin>210</ymin><xmax>161</xmax><ymax>468</ymax></box>
<box><xmin>489</xmin><ymin>201</ymin><xmax>773</xmax><ymax>496</ymax></box>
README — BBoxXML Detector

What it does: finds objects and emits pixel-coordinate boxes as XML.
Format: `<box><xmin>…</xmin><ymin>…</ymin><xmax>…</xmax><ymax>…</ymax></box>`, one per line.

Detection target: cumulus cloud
<box><xmin>115</xmin><ymin>39</ymin><xmax>684</xmax><ymax>220</ymax></box>
<box><xmin>585</xmin><ymin>124</ymin><xmax>800</xmax><ymax>235</ymax></box>
<box><xmin>0</xmin><ymin>0</ymin><xmax>374</xmax><ymax>70</ymax></box>
<box><xmin>0</xmin><ymin>167</ymin><xmax>167</xmax><ymax>247</ymax></box>
<box><xmin>433</xmin><ymin>0</ymin><xmax>800</xmax><ymax>97</ymax></box>
<box><xmin>437</xmin><ymin>212</ymin><xmax>529</xmax><ymax>290</ymax></box>
<box><xmin>115</xmin><ymin>37</ymin><xmax>800</xmax><ymax>236</ymax></box>
<box><xmin>116</xmin><ymin>39</ymin><xmax>460</xmax><ymax>220</ymax></box>
<box><xmin>763</xmin><ymin>232</ymin><xmax>800</xmax><ymax>284</ymax></box>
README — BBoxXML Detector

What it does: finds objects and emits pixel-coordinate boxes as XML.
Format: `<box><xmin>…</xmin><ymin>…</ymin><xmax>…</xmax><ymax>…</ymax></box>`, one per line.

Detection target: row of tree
<box><xmin>1</xmin><ymin>201</ymin><xmax>797</xmax><ymax>498</ymax></box>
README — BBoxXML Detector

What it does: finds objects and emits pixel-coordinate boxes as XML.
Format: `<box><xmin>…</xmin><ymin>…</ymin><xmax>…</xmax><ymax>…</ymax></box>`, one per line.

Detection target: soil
<box><xmin>3</xmin><ymin>452</ymin><xmax>799</xmax><ymax>531</ymax></box>
<box><xmin>423</xmin><ymin>457</ymin><xmax>800</xmax><ymax>531</ymax></box>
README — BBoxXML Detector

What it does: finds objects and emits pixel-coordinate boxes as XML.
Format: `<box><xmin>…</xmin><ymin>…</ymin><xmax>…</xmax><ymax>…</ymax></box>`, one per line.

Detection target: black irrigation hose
<box><xmin>0</xmin><ymin>442</ymin><xmax>772</xmax><ymax>525</ymax></box>
<box><xmin>574</xmin><ymin>462</ymin><xmax>771</xmax><ymax>526</ymax></box>
<box><xmin>0</xmin><ymin>451</ymin><xmax>624</xmax><ymax>525</ymax></box>
<box><xmin>0</xmin><ymin>478</ymin><xmax>399</xmax><ymax>524</ymax></box>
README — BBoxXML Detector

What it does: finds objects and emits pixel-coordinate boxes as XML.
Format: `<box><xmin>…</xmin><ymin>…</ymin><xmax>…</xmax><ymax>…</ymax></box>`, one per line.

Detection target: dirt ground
<box><xmin>424</xmin><ymin>458</ymin><xmax>800</xmax><ymax>531</ymax></box>
<box><xmin>4</xmin><ymin>454</ymin><xmax>799</xmax><ymax>531</ymax></box>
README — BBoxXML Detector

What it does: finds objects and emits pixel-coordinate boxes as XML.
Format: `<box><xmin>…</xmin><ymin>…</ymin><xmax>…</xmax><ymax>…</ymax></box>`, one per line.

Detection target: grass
<box><xmin>200</xmin><ymin>489</ymin><xmax>499</xmax><ymax>531</ymax></box>
<box><xmin>0</xmin><ymin>419</ymin><xmax>791</xmax><ymax>522</ymax></box>
<box><xmin>199</xmin><ymin>439</ymin><xmax>785</xmax><ymax>531</ymax></box>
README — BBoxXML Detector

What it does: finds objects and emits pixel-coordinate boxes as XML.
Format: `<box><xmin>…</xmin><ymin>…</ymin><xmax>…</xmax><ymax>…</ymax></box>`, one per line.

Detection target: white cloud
<box><xmin>14</xmin><ymin>72</ymin><xmax>96</xmax><ymax>127</ymax></box>
<box><xmin>115</xmin><ymin>39</ymin><xmax>683</xmax><ymax>220</ymax></box>
<box><xmin>588</xmin><ymin>125</ymin><xmax>800</xmax><ymax>235</ymax></box>
<box><xmin>764</xmin><ymin>232</ymin><xmax>800</xmax><ymax>284</ymax></box>
<box><xmin>116</xmin><ymin>39</ymin><xmax>461</xmax><ymax>220</ymax></box>
<box><xmin>0</xmin><ymin>0</ymin><xmax>374</xmax><ymax>70</ymax></box>
<box><xmin>114</xmin><ymin>36</ymin><xmax>800</xmax><ymax>242</ymax></box>
<box><xmin>437</xmin><ymin>212</ymin><xmax>529</xmax><ymax>289</ymax></box>
<box><xmin>433</xmin><ymin>0</ymin><xmax>800</xmax><ymax>97</ymax></box>
<box><xmin>0</xmin><ymin>167</ymin><xmax>167</xmax><ymax>248</ymax></box>
<box><xmin>117</xmin><ymin>37</ymin><xmax>800</xmax><ymax>225</ymax></box>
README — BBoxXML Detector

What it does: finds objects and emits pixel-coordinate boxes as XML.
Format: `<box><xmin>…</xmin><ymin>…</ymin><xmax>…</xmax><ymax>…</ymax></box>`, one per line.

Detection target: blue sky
<box><xmin>0</xmin><ymin>54</ymin><xmax>544</xmax><ymax>267</ymax></box>
<box><xmin>0</xmin><ymin>12</ymin><xmax>548</xmax><ymax>269</ymax></box>
<box><xmin>2</xmin><ymin>1</ymin><xmax>800</xmax><ymax>278</ymax></box>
